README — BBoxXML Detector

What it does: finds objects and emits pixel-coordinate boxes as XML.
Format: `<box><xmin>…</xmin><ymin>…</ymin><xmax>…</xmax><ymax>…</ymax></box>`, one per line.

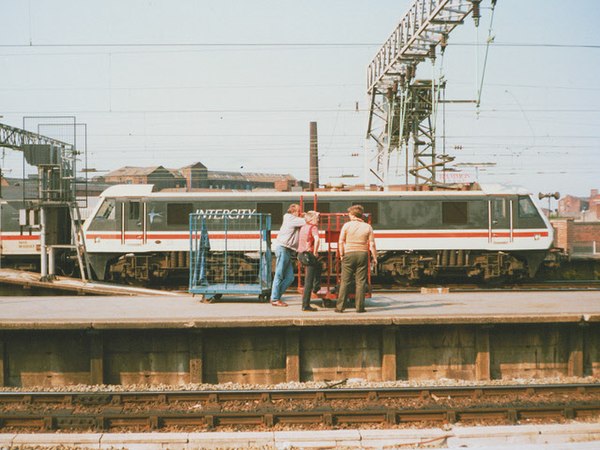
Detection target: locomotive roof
<box><xmin>99</xmin><ymin>184</ymin><xmax>533</xmax><ymax>198</ymax></box>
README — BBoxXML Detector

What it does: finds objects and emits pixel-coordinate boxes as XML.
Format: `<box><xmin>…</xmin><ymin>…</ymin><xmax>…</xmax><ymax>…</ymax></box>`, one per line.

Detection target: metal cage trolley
<box><xmin>189</xmin><ymin>212</ymin><xmax>272</xmax><ymax>302</ymax></box>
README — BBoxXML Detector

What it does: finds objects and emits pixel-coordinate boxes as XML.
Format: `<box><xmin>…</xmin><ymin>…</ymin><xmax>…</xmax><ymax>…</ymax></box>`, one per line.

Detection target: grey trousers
<box><xmin>336</xmin><ymin>251</ymin><xmax>368</xmax><ymax>312</ymax></box>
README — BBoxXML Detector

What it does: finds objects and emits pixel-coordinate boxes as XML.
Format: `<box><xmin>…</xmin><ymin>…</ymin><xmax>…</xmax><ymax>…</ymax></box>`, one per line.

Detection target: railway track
<box><xmin>1</xmin><ymin>383</ymin><xmax>599</xmax><ymax>432</ymax></box>
<box><xmin>372</xmin><ymin>280</ymin><xmax>600</xmax><ymax>293</ymax></box>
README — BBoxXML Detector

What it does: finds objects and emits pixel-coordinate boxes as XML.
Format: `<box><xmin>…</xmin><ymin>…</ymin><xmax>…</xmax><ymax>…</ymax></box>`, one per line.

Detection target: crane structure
<box><xmin>0</xmin><ymin>121</ymin><xmax>91</xmax><ymax>280</ymax></box>
<box><xmin>366</xmin><ymin>0</ymin><xmax>491</xmax><ymax>188</ymax></box>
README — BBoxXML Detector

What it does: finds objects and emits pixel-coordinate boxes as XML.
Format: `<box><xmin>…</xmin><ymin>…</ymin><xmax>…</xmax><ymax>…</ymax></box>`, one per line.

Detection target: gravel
<box><xmin>0</xmin><ymin>376</ymin><xmax>597</xmax><ymax>393</ymax></box>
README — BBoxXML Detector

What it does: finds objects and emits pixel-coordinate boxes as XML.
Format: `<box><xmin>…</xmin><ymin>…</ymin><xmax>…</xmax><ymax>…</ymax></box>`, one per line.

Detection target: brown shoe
<box><xmin>271</xmin><ymin>300</ymin><xmax>288</xmax><ymax>307</ymax></box>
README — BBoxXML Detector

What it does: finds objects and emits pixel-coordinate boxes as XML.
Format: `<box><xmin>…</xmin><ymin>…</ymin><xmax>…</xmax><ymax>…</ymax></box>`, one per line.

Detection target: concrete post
<box><xmin>475</xmin><ymin>327</ymin><xmax>491</xmax><ymax>380</ymax></box>
<box><xmin>382</xmin><ymin>327</ymin><xmax>397</xmax><ymax>381</ymax></box>
<box><xmin>286</xmin><ymin>328</ymin><xmax>300</xmax><ymax>382</ymax></box>
<box><xmin>189</xmin><ymin>330</ymin><xmax>204</xmax><ymax>384</ymax></box>
<box><xmin>48</xmin><ymin>246</ymin><xmax>55</xmax><ymax>276</ymax></box>
<box><xmin>568</xmin><ymin>326</ymin><xmax>584</xmax><ymax>377</ymax></box>
<box><xmin>89</xmin><ymin>332</ymin><xmax>104</xmax><ymax>385</ymax></box>
<box><xmin>40</xmin><ymin>207</ymin><xmax>48</xmax><ymax>279</ymax></box>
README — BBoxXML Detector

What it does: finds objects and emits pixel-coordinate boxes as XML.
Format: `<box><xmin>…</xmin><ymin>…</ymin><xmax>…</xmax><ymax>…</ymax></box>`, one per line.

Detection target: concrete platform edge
<box><xmin>0</xmin><ymin>314</ymin><xmax>593</xmax><ymax>330</ymax></box>
<box><xmin>1</xmin><ymin>423</ymin><xmax>600</xmax><ymax>449</ymax></box>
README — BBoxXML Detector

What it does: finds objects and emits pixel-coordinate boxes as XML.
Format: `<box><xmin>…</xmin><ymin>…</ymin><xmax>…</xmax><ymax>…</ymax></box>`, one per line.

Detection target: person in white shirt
<box><xmin>270</xmin><ymin>204</ymin><xmax>305</xmax><ymax>307</ymax></box>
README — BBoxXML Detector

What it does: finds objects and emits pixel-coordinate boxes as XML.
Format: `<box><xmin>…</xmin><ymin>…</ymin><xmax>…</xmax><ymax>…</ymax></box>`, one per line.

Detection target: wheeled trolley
<box><xmin>189</xmin><ymin>212</ymin><xmax>272</xmax><ymax>302</ymax></box>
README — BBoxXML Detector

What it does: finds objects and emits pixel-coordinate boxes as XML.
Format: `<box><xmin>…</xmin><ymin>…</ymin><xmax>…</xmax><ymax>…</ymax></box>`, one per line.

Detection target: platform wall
<box><xmin>1</xmin><ymin>324</ymin><xmax>598</xmax><ymax>387</ymax></box>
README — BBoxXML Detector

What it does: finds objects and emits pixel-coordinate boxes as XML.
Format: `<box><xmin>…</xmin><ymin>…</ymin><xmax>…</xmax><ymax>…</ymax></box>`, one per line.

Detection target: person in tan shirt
<box><xmin>335</xmin><ymin>205</ymin><xmax>377</xmax><ymax>313</ymax></box>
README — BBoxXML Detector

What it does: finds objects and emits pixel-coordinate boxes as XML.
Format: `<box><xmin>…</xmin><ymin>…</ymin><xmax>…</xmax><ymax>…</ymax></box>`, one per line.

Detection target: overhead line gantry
<box><xmin>0</xmin><ymin>121</ymin><xmax>91</xmax><ymax>281</ymax></box>
<box><xmin>366</xmin><ymin>0</ymin><xmax>493</xmax><ymax>188</ymax></box>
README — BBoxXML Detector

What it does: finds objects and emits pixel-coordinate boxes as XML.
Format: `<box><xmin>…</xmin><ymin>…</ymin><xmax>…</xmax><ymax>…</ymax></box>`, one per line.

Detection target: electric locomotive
<box><xmin>81</xmin><ymin>184</ymin><xmax>554</xmax><ymax>284</ymax></box>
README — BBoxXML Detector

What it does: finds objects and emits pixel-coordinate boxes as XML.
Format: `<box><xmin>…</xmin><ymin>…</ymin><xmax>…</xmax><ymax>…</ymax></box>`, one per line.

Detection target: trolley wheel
<box><xmin>201</xmin><ymin>294</ymin><xmax>222</xmax><ymax>303</ymax></box>
<box><xmin>258</xmin><ymin>293</ymin><xmax>270</xmax><ymax>303</ymax></box>
<box><xmin>322</xmin><ymin>299</ymin><xmax>336</xmax><ymax>309</ymax></box>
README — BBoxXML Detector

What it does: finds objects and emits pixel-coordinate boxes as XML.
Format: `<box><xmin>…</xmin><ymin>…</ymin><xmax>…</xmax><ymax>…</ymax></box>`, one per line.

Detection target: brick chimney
<box><xmin>309</xmin><ymin>122</ymin><xmax>319</xmax><ymax>190</ymax></box>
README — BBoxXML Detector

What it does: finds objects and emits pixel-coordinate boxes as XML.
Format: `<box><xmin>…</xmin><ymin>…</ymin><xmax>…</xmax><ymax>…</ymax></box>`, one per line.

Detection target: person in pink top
<box><xmin>335</xmin><ymin>205</ymin><xmax>377</xmax><ymax>313</ymax></box>
<box><xmin>297</xmin><ymin>211</ymin><xmax>321</xmax><ymax>312</ymax></box>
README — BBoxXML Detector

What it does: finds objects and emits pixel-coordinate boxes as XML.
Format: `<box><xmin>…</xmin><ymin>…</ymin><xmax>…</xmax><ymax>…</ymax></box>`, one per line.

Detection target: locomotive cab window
<box><xmin>167</xmin><ymin>203</ymin><xmax>193</xmax><ymax>226</ymax></box>
<box><xmin>516</xmin><ymin>195</ymin><xmax>546</xmax><ymax>228</ymax></box>
<box><xmin>89</xmin><ymin>198</ymin><xmax>119</xmax><ymax>231</ymax></box>
<box><xmin>518</xmin><ymin>196</ymin><xmax>538</xmax><ymax>218</ymax></box>
<box><xmin>96</xmin><ymin>199</ymin><xmax>116</xmax><ymax>221</ymax></box>
<box><xmin>442</xmin><ymin>201</ymin><xmax>468</xmax><ymax>225</ymax></box>
<box><xmin>257</xmin><ymin>203</ymin><xmax>283</xmax><ymax>227</ymax></box>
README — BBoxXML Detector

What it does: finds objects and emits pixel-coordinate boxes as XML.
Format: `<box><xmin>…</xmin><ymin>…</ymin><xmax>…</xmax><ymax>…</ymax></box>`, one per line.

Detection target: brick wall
<box><xmin>551</xmin><ymin>219</ymin><xmax>600</xmax><ymax>253</ymax></box>
<box><xmin>551</xmin><ymin>219</ymin><xmax>574</xmax><ymax>251</ymax></box>
<box><xmin>572</xmin><ymin>222</ymin><xmax>600</xmax><ymax>245</ymax></box>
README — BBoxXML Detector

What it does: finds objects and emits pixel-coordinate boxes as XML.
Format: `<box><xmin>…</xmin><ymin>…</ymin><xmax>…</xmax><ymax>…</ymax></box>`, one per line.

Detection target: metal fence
<box><xmin>189</xmin><ymin>212</ymin><xmax>272</xmax><ymax>301</ymax></box>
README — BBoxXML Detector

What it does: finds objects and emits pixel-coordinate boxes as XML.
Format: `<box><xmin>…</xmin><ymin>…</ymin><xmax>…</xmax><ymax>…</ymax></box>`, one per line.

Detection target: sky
<box><xmin>1</xmin><ymin>0</ymin><xmax>599</xmax><ymax>205</ymax></box>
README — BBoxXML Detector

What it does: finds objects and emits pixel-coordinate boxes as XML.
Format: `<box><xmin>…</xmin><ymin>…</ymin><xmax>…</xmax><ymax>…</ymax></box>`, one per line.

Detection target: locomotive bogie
<box><xmin>378</xmin><ymin>249</ymin><xmax>529</xmax><ymax>283</ymax></box>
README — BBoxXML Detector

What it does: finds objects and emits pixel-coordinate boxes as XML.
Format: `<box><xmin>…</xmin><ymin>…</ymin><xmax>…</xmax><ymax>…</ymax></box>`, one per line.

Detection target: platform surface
<box><xmin>0</xmin><ymin>289</ymin><xmax>599</xmax><ymax>329</ymax></box>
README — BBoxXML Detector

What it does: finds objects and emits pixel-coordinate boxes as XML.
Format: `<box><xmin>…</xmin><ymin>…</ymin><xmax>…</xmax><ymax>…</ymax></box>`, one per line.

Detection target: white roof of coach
<box><xmin>478</xmin><ymin>184</ymin><xmax>532</xmax><ymax>195</ymax></box>
<box><xmin>99</xmin><ymin>184</ymin><xmax>533</xmax><ymax>198</ymax></box>
<box><xmin>100</xmin><ymin>184</ymin><xmax>155</xmax><ymax>197</ymax></box>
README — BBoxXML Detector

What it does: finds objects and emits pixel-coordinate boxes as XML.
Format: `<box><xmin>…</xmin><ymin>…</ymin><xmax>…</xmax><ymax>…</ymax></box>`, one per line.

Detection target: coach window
<box><xmin>167</xmin><ymin>203</ymin><xmax>193</xmax><ymax>227</ymax></box>
<box><xmin>442</xmin><ymin>201</ymin><xmax>468</xmax><ymax>225</ymax></box>
<box><xmin>353</xmin><ymin>202</ymin><xmax>378</xmax><ymax>225</ymax></box>
<box><xmin>304</xmin><ymin>201</ymin><xmax>330</xmax><ymax>214</ymax></box>
<box><xmin>257</xmin><ymin>203</ymin><xmax>283</xmax><ymax>227</ymax></box>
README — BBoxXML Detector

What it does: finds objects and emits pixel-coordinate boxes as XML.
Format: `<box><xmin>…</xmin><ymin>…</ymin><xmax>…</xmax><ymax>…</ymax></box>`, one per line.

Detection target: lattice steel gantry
<box><xmin>366</xmin><ymin>0</ymin><xmax>489</xmax><ymax>188</ymax></box>
<box><xmin>0</xmin><ymin>121</ymin><xmax>92</xmax><ymax>281</ymax></box>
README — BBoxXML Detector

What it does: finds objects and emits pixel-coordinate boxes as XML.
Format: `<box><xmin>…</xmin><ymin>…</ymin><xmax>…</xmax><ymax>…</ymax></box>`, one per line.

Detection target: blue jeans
<box><xmin>271</xmin><ymin>245</ymin><xmax>296</xmax><ymax>301</ymax></box>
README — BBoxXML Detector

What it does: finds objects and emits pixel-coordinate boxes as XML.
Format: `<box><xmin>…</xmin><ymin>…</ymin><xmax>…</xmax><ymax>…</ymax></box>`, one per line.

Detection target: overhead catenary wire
<box><xmin>0</xmin><ymin>41</ymin><xmax>598</xmax><ymax>49</ymax></box>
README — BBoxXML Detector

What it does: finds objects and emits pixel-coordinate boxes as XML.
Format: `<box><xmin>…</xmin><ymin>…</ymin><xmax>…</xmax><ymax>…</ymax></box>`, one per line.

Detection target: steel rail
<box><xmin>1</xmin><ymin>383</ymin><xmax>598</xmax><ymax>404</ymax></box>
<box><xmin>0</xmin><ymin>403</ymin><xmax>598</xmax><ymax>431</ymax></box>
<box><xmin>370</xmin><ymin>281</ymin><xmax>600</xmax><ymax>293</ymax></box>
<box><xmin>0</xmin><ymin>384</ymin><xmax>598</xmax><ymax>431</ymax></box>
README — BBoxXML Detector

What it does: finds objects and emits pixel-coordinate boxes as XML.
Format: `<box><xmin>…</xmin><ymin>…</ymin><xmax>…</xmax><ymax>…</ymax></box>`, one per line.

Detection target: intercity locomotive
<box><xmin>76</xmin><ymin>184</ymin><xmax>554</xmax><ymax>284</ymax></box>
